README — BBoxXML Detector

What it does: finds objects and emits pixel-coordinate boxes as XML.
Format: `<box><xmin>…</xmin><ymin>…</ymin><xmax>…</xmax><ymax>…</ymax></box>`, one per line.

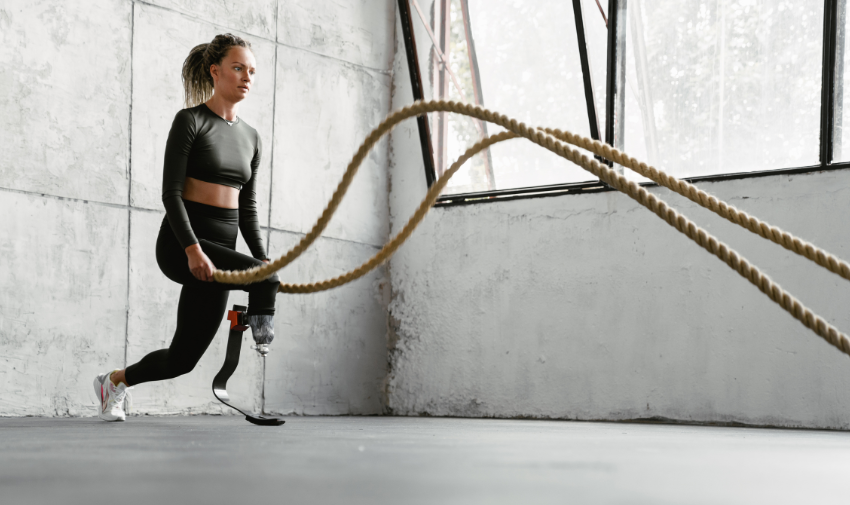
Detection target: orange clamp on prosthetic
<box><xmin>227</xmin><ymin>306</ymin><xmax>250</xmax><ymax>332</ymax></box>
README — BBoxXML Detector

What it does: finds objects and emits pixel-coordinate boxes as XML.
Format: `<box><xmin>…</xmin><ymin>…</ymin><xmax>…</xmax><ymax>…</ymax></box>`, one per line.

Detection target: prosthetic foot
<box><xmin>211</xmin><ymin>304</ymin><xmax>285</xmax><ymax>426</ymax></box>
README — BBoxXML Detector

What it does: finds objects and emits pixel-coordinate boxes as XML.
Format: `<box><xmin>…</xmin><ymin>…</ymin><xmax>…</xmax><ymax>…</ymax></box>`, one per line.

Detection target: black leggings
<box><xmin>124</xmin><ymin>200</ymin><xmax>280</xmax><ymax>386</ymax></box>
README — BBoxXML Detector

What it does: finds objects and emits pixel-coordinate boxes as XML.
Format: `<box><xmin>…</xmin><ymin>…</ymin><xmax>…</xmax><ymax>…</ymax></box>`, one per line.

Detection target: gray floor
<box><xmin>1</xmin><ymin>416</ymin><xmax>849</xmax><ymax>505</ymax></box>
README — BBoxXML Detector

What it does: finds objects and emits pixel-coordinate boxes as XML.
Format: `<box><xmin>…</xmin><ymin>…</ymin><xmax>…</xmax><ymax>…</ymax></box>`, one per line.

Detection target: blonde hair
<box><xmin>181</xmin><ymin>33</ymin><xmax>253</xmax><ymax>108</ymax></box>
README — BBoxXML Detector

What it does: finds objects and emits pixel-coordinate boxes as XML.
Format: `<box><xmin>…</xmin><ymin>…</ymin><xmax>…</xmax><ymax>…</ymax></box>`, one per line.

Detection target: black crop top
<box><xmin>161</xmin><ymin>103</ymin><xmax>267</xmax><ymax>260</ymax></box>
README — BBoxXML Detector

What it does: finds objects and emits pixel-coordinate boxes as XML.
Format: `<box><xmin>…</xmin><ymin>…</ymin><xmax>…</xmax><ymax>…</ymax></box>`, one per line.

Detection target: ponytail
<box><xmin>181</xmin><ymin>33</ymin><xmax>253</xmax><ymax>108</ymax></box>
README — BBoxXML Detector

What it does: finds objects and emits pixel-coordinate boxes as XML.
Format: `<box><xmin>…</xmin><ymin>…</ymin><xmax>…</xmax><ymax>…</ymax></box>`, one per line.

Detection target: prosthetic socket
<box><xmin>247</xmin><ymin>314</ymin><xmax>274</xmax><ymax>357</ymax></box>
<box><xmin>227</xmin><ymin>308</ymin><xmax>275</xmax><ymax>357</ymax></box>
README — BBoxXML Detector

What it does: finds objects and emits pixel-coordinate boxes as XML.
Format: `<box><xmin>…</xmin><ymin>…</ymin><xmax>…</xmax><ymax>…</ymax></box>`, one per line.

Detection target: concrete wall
<box><xmin>0</xmin><ymin>0</ymin><xmax>394</xmax><ymax>417</ymax></box>
<box><xmin>386</xmin><ymin>9</ymin><xmax>850</xmax><ymax>430</ymax></box>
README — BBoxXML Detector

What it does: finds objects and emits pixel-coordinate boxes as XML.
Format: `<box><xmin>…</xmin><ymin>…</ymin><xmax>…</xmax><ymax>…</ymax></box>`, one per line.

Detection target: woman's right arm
<box><xmin>162</xmin><ymin>109</ymin><xmax>215</xmax><ymax>282</ymax></box>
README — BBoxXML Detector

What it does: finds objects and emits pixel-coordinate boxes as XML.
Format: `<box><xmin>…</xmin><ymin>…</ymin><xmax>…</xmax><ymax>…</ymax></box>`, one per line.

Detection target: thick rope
<box><xmin>542</xmin><ymin>128</ymin><xmax>850</xmax><ymax>283</ymax></box>
<box><xmin>275</xmin><ymin>131</ymin><xmax>518</xmax><ymax>294</ymax></box>
<box><xmin>212</xmin><ymin>100</ymin><xmax>850</xmax><ymax>358</ymax></box>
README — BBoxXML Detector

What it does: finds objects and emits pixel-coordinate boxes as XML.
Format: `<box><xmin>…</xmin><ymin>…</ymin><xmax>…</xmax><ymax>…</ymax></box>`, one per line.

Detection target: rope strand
<box><xmin>542</xmin><ymin>127</ymin><xmax>850</xmax><ymax>283</ymax></box>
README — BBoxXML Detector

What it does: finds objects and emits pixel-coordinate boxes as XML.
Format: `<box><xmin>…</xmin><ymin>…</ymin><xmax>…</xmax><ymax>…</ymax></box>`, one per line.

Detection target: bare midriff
<box><xmin>182</xmin><ymin>177</ymin><xmax>240</xmax><ymax>209</ymax></box>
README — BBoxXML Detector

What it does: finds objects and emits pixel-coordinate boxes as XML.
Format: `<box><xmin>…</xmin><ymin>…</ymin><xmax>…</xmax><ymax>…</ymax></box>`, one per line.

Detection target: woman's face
<box><xmin>210</xmin><ymin>46</ymin><xmax>257</xmax><ymax>103</ymax></box>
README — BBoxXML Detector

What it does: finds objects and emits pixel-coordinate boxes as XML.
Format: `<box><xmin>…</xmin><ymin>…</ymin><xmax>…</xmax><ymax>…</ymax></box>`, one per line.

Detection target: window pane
<box><xmin>834</xmin><ymin>0</ymin><xmax>850</xmax><ymax>161</ymax></box>
<box><xmin>421</xmin><ymin>0</ymin><xmax>605</xmax><ymax>195</ymax></box>
<box><xmin>623</xmin><ymin>0</ymin><xmax>823</xmax><ymax>180</ymax></box>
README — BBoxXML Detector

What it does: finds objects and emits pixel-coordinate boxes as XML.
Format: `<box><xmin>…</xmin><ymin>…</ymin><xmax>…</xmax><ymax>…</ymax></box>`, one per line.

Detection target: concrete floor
<box><xmin>1</xmin><ymin>416</ymin><xmax>849</xmax><ymax>505</ymax></box>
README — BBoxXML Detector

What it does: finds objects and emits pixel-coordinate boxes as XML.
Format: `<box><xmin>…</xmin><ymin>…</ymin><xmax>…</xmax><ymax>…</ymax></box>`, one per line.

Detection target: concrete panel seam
<box><xmin>379</xmin><ymin>0</ymin><xmax>400</xmax><ymax>414</ymax></box>
<box><xmin>125</xmin><ymin>1</ymin><xmax>136</xmax><ymax>369</ymax></box>
<box><xmin>132</xmin><ymin>0</ymin><xmax>272</xmax><ymax>41</ymax></box>
<box><xmin>0</xmin><ymin>187</ymin><xmax>384</xmax><ymax>249</ymax></box>
<box><xmin>124</xmin><ymin>211</ymin><xmax>132</xmax><ymax>369</ymax></box>
<box><xmin>266</xmin><ymin>13</ymin><xmax>279</xmax><ymax>268</ymax></box>
<box><xmin>264</xmin><ymin>226</ymin><xmax>382</xmax><ymax>250</ymax></box>
<box><xmin>0</xmin><ymin>187</ymin><xmax>163</xmax><ymax>213</ymax></box>
<box><xmin>128</xmin><ymin>1</ymin><xmax>135</xmax><ymax>209</ymax></box>
<box><xmin>272</xmin><ymin>44</ymin><xmax>393</xmax><ymax>76</ymax></box>
<box><xmin>132</xmin><ymin>0</ymin><xmax>393</xmax><ymax>74</ymax></box>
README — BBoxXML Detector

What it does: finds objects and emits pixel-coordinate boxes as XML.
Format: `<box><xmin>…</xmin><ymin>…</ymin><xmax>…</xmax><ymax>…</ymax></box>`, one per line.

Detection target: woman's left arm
<box><xmin>239</xmin><ymin>134</ymin><xmax>269</xmax><ymax>261</ymax></box>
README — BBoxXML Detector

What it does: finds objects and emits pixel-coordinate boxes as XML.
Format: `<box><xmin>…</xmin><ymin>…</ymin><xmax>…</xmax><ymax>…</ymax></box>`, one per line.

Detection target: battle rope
<box><xmin>543</xmin><ymin>127</ymin><xmax>850</xmax><ymax>283</ymax></box>
<box><xmin>213</xmin><ymin>100</ymin><xmax>850</xmax><ymax>358</ymax></box>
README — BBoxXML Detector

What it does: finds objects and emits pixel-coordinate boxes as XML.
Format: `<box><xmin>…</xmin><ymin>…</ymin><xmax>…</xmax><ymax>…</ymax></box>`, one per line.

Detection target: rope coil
<box><xmin>212</xmin><ymin>100</ymin><xmax>850</xmax><ymax>358</ymax></box>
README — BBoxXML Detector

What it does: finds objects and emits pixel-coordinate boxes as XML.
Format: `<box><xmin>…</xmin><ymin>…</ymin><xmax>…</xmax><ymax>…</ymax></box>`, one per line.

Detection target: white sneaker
<box><xmin>93</xmin><ymin>371</ymin><xmax>131</xmax><ymax>422</ymax></box>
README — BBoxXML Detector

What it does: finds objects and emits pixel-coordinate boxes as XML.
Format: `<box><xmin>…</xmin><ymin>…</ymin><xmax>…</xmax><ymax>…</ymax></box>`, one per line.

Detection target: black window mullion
<box><xmin>604</xmin><ymin>0</ymin><xmax>627</xmax><ymax>168</ymax></box>
<box><xmin>572</xmin><ymin>0</ymin><xmax>602</xmax><ymax>144</ymax></box>
<box><xmin>397</xmin><ymin>0</ymin><xmax>438</xmax><ymax>187</ymax></box>
<box><xmin>821</xmin><ymin>0</ymin><xmax>840</xmax><ymax>167</ymax></box>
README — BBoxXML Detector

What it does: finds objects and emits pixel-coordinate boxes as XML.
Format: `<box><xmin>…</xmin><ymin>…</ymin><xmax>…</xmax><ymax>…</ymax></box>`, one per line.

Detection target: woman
<box><xmin>94</xmin><ymin>33</ymin><xmax>280</xmax><ymax>422</ymax></box>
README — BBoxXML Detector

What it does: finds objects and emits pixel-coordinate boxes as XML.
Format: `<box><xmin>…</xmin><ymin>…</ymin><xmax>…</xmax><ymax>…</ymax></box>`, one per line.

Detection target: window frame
<box><xmin>396</xmin><ymin>0</ymin><xmax>850</xmax><ymax>206</ymax></box>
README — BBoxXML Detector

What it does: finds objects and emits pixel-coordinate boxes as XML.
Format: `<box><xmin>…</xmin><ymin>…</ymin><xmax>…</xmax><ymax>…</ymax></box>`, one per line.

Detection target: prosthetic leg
<box><xmin>212</xmin><ymin>304</ymin><xmax>285</xmax><ymax>426</ymax></box>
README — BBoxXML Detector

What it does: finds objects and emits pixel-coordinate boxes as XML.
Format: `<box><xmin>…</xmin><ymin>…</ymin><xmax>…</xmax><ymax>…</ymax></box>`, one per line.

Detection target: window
<box><xmin>396</xmin><ymin>0</ymin><xmax>848</xmax><ymax>203</ymax></box>
<box><xmin>414</xmin><ymin>0</ymin><xmax>609</xmax><ymax>195</ymax></box>
<box><xmin>623</xmin><ymin>0</ymin><xmax>824</xmax><ymax>180</ymax></box>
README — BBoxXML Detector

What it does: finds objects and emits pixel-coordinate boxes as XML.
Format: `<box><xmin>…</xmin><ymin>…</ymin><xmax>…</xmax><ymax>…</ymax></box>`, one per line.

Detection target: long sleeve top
<box><xmin>161</xmin><ymin>103</ymin><xmax>268</xmax><ymax>260</ymax></box>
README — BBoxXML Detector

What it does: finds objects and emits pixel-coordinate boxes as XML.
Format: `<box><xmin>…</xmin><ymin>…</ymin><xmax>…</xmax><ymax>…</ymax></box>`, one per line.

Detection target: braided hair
<box><xmin>181</xmin><ymin>33</ymin><xmax>252</xmax><ymax>108</ymax></box>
